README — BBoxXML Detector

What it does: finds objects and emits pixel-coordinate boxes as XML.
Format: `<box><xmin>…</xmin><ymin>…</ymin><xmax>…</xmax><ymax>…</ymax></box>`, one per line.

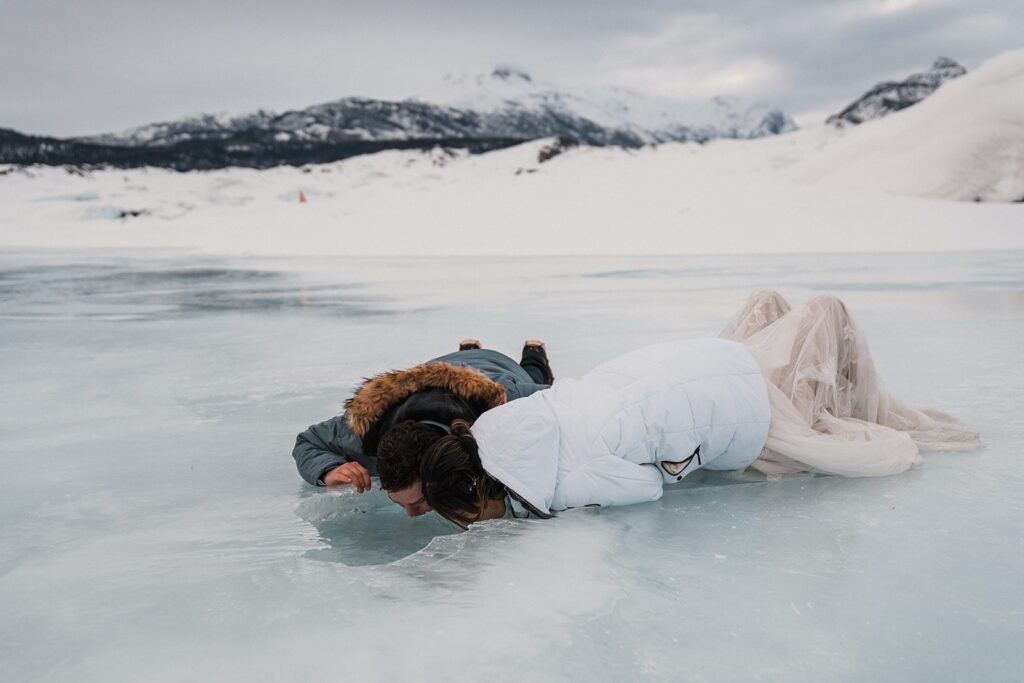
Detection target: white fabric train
<box><xmin>472</xmin><ymin>338</ymin><xmax>772</xmax><ymax>515</ymax></box>
<box><xmin>720</xmin><ymin>290</ymin><xmax>981</xmax><ymax>478</ymax></box>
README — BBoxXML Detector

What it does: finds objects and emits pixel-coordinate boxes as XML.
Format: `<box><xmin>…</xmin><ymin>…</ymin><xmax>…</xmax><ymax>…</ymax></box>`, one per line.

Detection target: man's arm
<box><xmin>292</xmin><ymin>414</ymin><xmax>377</xmax><ymax>486</ymax></box>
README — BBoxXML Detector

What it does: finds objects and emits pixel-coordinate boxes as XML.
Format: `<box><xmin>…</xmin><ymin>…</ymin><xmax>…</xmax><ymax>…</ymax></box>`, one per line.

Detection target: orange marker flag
<box><xmin>298</xmin><ymin>190</ymin><xmax>307</xmax><ymax>203</ymax></box>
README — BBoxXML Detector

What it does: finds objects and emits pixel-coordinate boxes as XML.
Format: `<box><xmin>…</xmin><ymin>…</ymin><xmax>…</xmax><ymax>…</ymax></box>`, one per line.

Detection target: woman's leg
<box><xmin>781</xmin><ymin>294</ymin><xmax>884</xmax><ymax>426</ymax></box>
<box><xmin>805</xmin><ymin>296</ymin><xmax>980</xmax><ymax>451</ymax></box>
<box><xmin>743</xmin><ymin>293</ymin><xmax>979</xmax><ymax>477</ymax></box>
<box><xmin>720</xmin><ymin>289</ymin><xmax>793</xmax><ymax>342</ymax></box>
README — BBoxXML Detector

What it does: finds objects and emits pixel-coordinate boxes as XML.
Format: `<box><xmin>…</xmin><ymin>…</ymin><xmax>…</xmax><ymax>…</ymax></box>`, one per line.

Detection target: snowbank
<box><xmin>798</xmin><ymin>48</ymin><xmax>1024</xmax><ymax>202</ymax></box>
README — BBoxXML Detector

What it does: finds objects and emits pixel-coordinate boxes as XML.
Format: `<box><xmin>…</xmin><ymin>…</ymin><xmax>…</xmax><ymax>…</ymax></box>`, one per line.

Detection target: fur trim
<box><xmin>345</xmin><ymin>362</ymin><xmax>507</xmax><ymax>437</ymax></box>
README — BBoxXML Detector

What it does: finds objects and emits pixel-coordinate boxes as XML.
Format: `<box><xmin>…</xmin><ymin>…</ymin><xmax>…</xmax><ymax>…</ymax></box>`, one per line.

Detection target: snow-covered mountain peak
<box><xmin>490</xmin><ymin>67</ymin><xmax>533</xmax><ymax>83</ymax></box>
<box><xmin>410</xmin><ymin>68</ymin><xmax>796</xmax><ymax>142</ymax></box>
<box><xmin>930</xmin><ymin>57</ymin><xmax>967</xmax><ymax>79</ymax></box>
<box><xmin>412</xmin><ymin>67</ymin><xmax>560</xmax><ymax>113</ymax></box>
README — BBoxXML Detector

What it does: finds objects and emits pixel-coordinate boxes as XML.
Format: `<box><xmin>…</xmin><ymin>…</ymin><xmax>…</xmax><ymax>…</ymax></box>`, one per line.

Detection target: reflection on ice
<box><xmin>0</xmin><ymin>252</ymin><xmax>391</xmax><ymax>321</ymax></box>
<box><xmin>295</xmin><ymin>470</ymin><xmax>781</xmax><ymax>569</ymax></box>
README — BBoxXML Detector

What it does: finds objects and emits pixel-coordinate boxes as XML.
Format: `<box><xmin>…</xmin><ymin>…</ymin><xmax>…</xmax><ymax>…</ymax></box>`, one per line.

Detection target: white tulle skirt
<box><xmin>720</xmin><ymin>290</ymin><xmax>981</xmax><ymax>477</ymax></box>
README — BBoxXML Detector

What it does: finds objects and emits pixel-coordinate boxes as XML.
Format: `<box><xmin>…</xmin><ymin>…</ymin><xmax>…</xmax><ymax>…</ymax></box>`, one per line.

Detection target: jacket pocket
<box><xmin>660</xmin><ymin>446</ymin><xmax>701</xmax><ymax>482</ymax></box>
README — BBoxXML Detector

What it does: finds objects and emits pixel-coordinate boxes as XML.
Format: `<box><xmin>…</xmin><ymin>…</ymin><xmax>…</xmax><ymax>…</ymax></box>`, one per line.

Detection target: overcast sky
<box><xmin>3</xmin><ymin>0</ymin><xmax>1021</xmax><ymax>136</ymax></box>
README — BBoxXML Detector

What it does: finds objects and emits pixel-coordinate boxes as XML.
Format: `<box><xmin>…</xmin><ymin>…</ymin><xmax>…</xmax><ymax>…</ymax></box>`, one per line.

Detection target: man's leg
<box><xmin>520</xmin><ymin>340</ymin><xmax>554</xmax><ymax>384</ymax></box>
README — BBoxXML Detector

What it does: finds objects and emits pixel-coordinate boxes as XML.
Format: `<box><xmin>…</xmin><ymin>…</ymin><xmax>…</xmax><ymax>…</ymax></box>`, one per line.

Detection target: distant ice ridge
<box><xmin>827</xmin><ymin>57</ymin><xmax>967</xmax><ymax>126</ymax></box>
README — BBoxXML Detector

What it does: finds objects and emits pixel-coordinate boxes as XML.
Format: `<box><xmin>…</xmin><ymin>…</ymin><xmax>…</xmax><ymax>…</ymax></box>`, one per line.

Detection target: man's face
<box><xmin>387</xmin><ymin>480</ymin><xmax>431</xmax><ymax>517</ymax></box>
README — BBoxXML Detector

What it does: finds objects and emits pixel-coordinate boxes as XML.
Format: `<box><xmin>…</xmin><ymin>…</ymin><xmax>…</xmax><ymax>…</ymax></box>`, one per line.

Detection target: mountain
<box><xmin>80</xmin><ymin>100</ymin><xmax>533</xmax><ymax>147</ymax></box>
<box><xmin>0</xmin><ymin>69</ymin><xmax>795</xmax><ymax>170</ymax></box>
<box><xmin>826</xmin><ymin>57</ymin><xmax>967</xmax><ymax>125</ymax></box>
<box><xmin>2</xmin><ymin>121</ymin><xmax>518</xmax><ymax>171</ymax></box>
<box><xmin>411</xmin><ymin>67</ymin><xmax>795</xmax><ymax>143</ymax></box>
<box><xmin>88</xmin><ymin>68</ymin><xmax>796</xmax><ymax>150</ymax></box>
<box><xmin>80</xmin><ymin>68</ymin><xmax>796</xmax><ymax>152</ymax></box>
<box><xmin>0</xmin><ymin>127</ymin><xmax>158</xmax><ymax>166</ymax></box>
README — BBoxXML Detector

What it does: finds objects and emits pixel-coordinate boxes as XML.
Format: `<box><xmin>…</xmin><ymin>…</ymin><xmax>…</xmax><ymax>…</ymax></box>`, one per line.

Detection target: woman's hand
<box><xmin>322</xmin><ymin>462</ymin><xmax>371</xmax><ymax>492</ymax></box>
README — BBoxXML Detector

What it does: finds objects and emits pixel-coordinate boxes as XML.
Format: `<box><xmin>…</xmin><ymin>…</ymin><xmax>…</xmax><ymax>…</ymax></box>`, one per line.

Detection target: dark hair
<box><xmin>419</xmin><ymin>420</ymin><xmax>505</xmax><ymax>526</ymax></box>
<box><xmin>362</xmin><ymin>388</ymin><xmax>478</xmax><ymax>454</ymax></box>
<box><xmin>376</xmin><ymin>420</ymin><xmax>446</xmax><ymax>492</ymax></box>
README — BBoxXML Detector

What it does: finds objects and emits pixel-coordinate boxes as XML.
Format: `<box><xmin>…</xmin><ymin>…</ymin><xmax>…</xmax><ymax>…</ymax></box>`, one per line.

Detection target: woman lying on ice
<box><xmin>374</xmin><ymin>290</ymin><xmax>981</xmax><ymax>528</ymax></box>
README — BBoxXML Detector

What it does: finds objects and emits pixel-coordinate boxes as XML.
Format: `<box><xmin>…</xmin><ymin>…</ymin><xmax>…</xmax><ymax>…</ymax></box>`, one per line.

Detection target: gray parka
<box><xmin>292</xmin><ymin>349</ymin><xmax>549</xmax><ymax>485</ymax></box>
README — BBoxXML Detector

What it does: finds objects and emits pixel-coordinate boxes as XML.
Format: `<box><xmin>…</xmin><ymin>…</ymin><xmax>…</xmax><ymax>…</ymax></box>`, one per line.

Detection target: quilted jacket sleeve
<box><xmin>551</xmin><ymin>455</ymin><xmax>664</xmax><ymax>511</ymax></box>
<box><xmin>292</xmin><ymin>414</ymin><xmax>376</xmax><ymax>485</ymax></box>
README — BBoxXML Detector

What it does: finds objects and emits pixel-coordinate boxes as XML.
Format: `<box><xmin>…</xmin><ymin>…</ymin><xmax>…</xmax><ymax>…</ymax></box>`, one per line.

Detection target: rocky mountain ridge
<box><xmin>827</xmin><ymin>57</ymin><xmax>967</xmax><ymax>125</ymax></box>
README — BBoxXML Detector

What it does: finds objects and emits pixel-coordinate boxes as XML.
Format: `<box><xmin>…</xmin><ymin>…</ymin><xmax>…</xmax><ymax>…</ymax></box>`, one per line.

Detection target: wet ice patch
<box><xmin>295</xmin><ymin>488</ymin><xmax>459</xmax><ymax>566</ymax></box>
<box><xmin>0</xmin><ymin>255</ymin><xmax>391</xmax><ymax>321</ymax></box>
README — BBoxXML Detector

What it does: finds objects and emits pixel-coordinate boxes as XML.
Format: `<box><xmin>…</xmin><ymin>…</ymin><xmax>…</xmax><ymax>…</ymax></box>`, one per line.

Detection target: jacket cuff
<box><xmin>304</xmin><ymin>453</ymin><xmax>347</xmax><ymax>486</ymax></box>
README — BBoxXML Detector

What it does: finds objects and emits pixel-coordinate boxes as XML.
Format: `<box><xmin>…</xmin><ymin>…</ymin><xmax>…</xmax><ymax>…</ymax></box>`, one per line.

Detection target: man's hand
<box><xmin>322</xmin><ymin>462</ymin><xmax>371</xmax><ymax>492</ymax></box>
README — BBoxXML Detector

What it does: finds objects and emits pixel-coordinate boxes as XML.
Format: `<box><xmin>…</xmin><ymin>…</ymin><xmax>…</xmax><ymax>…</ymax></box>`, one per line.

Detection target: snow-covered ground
<box><xmin>1</xmin><ymin>249</ymin><xmax>1021</xmax><ymax>681</ymax></box>
<box><xmin>2</xmin><ymin>50</ymin><xmax>1022</xmax><ymax>257</ymax></box>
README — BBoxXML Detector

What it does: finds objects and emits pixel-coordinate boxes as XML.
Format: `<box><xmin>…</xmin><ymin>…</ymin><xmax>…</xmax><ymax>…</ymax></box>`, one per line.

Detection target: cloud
<box><xmin>598</xmin><ymin>13</ymin><xmax>785</xmax><ymax>100</ymax></box>
<box><xmin>2</xmin><ymin>0</ymin><xmax>1022</xmax><ymax>135</ymax></box>
<box><xmin>821</xmin><ymin>0</ymin><xmax>951</xmax><ymax>23</ymax></box>
<box><xmin>610</xmin><ymin>58</ymin><xmax>784</xmax><ymax>101</ymax></box>
<box><xmin>598</xmin><ymin>0</ymin><xmax>1023</xmax><ymax>121</ymax></box>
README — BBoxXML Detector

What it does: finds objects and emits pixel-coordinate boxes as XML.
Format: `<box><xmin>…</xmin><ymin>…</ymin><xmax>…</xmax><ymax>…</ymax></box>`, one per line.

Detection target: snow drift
<box><xmin>802</xmin><ymin>49</ymin><xmax>1024</xmax><ymax>202</ymax></box>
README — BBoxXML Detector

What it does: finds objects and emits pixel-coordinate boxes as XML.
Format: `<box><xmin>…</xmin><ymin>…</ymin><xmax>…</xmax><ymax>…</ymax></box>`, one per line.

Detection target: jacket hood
<box><xmin>345</xmin><ymin>362</ymin><xmax>507</xmax><ymax>437</ymax></box>
<box><xmin>472</xmin><ymin>394</ymin><xmax>560</xmax><ymax>516</ymax></box>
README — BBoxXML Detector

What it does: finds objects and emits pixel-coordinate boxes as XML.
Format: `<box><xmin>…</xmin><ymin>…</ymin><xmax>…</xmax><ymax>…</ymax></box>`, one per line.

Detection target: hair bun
<box><xmin>450</xmin><ymin>419</ymin><xmax>473</xmax><ymax>437</ymax></box>
<box><xmin>448</xmin><ymin>419</ymin><xmax>481</xmax><ymax>466</ymax></box>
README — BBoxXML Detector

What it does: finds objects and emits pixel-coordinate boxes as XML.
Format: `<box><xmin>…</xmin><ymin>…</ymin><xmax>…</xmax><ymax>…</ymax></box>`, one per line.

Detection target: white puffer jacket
<box><xmin>472</xmin><ymin>338</ymin><xmax>772</xmax><ymax>515</ymax></box>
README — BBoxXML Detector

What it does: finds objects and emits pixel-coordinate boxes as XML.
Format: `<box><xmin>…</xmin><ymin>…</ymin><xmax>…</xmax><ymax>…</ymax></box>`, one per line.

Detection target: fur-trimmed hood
<box><xmin>345</xmin><ymin>362</ymin><xmax>507</xmax><ymax>437</ymax></box>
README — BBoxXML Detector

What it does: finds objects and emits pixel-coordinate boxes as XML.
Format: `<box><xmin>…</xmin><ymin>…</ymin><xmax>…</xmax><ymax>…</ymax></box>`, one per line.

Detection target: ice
<box><xmin>1</xmin><ymin>249</ymin><xmax>1022</xmax><ymax>681</ymax></box>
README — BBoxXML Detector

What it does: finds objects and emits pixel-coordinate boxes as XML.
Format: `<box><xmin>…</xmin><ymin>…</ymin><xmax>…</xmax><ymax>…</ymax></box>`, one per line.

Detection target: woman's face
<box><xmin>441</xmin><ymin>496</ymin><xmax>507</xmax><ymax>530</ymax></box>
<box><xmin>475</xmin><ymin>497</ymin><xmax>507</xmax><ymax>523</ymax></box>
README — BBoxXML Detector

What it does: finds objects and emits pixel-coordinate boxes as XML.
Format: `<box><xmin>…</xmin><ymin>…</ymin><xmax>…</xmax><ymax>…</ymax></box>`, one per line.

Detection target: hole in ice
<box><xmin>295</xmin><ymin>489</ymin><xmax>459</xmax><ymax>566</ymax></box>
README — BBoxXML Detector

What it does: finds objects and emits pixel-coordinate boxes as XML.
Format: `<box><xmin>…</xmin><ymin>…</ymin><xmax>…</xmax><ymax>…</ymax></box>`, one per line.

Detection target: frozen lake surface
<box><xmin>1</xmin><ymin>249</ymin><xmax>1022</xmax><ymax>681</ymax></box>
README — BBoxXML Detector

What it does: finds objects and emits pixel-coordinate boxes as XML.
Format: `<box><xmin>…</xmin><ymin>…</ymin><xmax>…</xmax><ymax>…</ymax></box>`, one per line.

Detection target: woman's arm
<box><xmin>553</xmin><ymin>456</ymin><xmax>664</xmax><ymax>511</ymax></box>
